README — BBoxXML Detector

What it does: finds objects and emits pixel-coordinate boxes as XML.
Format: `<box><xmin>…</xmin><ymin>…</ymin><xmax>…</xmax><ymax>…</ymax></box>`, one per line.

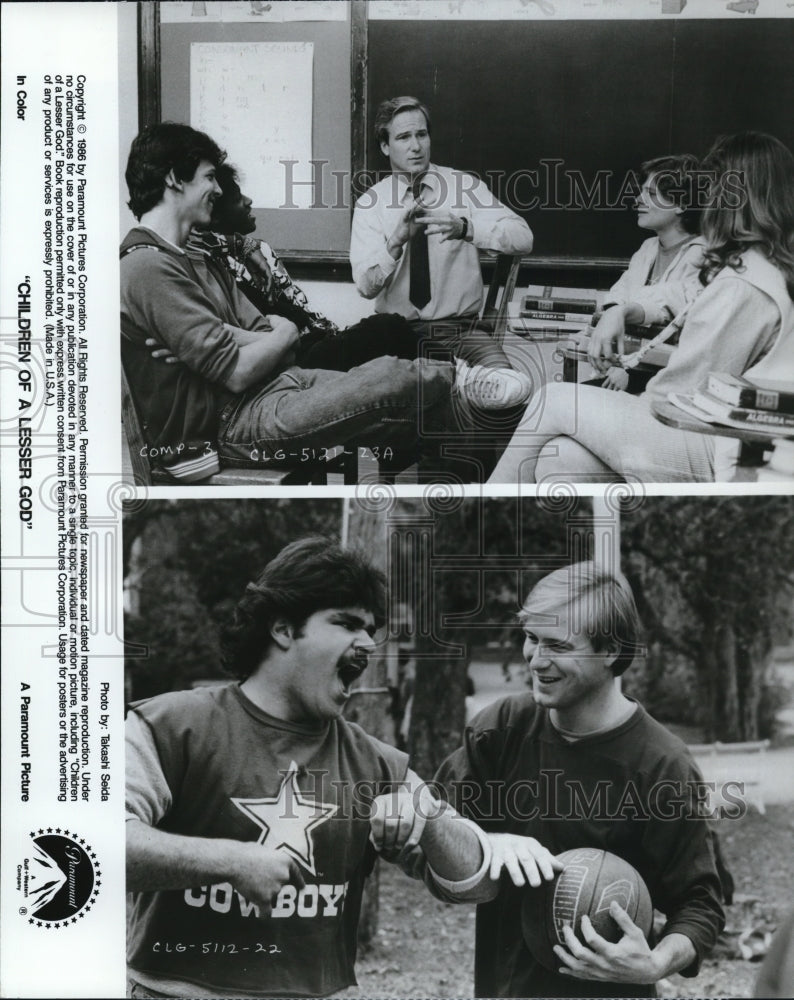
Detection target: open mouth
<box><xmin>534</xmin><ymin>674</ymin><xmax>562</xmax><ymax>687</ymax></box>
<box><xmin>338</xmin><ymin>656</ymin><xmax>368</xmax><ymax>694</ymax></box>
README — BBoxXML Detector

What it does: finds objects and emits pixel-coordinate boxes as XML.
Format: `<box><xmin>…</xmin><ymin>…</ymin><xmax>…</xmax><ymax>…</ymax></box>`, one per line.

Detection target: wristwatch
<box><xmin>459</xmin><ymin>216</ymin><xmax>469</xmax><ymax>240</ymax></box>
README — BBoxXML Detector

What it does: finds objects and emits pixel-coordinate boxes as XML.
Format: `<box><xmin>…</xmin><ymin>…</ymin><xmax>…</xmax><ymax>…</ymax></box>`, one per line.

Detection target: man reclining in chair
<box><xmin>120</xmin><ymin>123</ymin><xmax>532</xmax><ymax>482</ymax></box>
<box><xmin>180</xmin><ymin>161</ymin><xmax>429</xmax><ymax>375</ymax></box>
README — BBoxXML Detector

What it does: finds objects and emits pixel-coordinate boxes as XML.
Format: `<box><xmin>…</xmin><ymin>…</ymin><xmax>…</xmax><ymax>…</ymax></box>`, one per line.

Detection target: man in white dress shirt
<box><xmin>350</xmin><ymin>95</ymin><xmax>534</xmax><ymax>370</ymax></box>
<box><xmin>351</xmin><ymin>97</ymin><xmax>535</xmax><ymax>476</ymax></box>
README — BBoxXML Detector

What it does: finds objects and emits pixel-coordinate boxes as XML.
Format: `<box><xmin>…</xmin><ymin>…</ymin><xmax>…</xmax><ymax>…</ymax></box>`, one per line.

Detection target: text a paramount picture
<box><xmin>1</xmin><ymin>4</ymin><xmax>126</xmax><ymax>997</ymax></box>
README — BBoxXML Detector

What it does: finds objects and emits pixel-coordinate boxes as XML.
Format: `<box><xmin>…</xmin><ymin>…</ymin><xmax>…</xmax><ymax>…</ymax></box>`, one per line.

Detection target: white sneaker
<box><xmin>453</xmin><ymin>359</ymin><xmax>532</xmax><ymax>409</ymax></box>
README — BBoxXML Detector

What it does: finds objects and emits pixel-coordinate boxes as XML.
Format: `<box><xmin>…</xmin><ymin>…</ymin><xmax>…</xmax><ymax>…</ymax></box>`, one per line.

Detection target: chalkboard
<box><xmin>367</xmin><ymin>18</ymin><xmax>794</xmax><ymax>262</ymax></box>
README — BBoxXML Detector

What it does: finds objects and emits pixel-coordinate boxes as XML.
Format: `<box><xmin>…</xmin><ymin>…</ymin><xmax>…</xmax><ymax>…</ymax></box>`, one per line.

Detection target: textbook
<box><xmin>706</xmin><ymin>372</ymin><xmax>794</xmax><ymax>414</ymax></box>
<box><xmin>508</xmin><ymin>323</ymin><xmax>586</xmax><ymax>341</ymax></box>
<box><xmin>521</xmin><ymin>309</ymin><xmax>595</xmax><ymax>323</ymax></box>
<box><xmin>693</xmin><ymin>391</ymin><xmax>794</xmax><ymax>430</ymax></box>
<box><xmin>521</xmin><ymin>285</ymin><xmax>600</xmax><ymax>315</ymax></box>
<box><xmin>669</xmin><ymin>393</ymin><xmax>794</xmax><ymax>438</ymax></box>
<box><xmin>507</xmin><ymin>301</ymin><xmax>587</xmax><ymax>339</ymax></box>
<box><xmin>507</xmin><ymin>317</ymin><xmax>587</xmax><ymax>339</ymax></box>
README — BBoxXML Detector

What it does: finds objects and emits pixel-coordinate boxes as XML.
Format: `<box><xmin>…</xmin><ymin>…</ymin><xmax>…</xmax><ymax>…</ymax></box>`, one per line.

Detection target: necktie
<box><xmin>409</xmin><ymin>179</ymin><xmax>431</xmax><ymax>310</ymax></box>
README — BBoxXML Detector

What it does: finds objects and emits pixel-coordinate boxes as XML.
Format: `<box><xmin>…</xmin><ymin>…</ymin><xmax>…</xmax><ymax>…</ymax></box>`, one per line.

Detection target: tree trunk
<box><xmin>410</xmin><ymin>639</ymin><xmax>469</xmax><ymax>779</ymax></box>
<box><xmin>737</xmin><ymin>636</ymin><xmax>771</xmax><ymax>741</ymax></box>
<box><xmin>398</xmin><ymin>504</ymin><xmax>470</xmax><ymax>779</ymax></box>
<box><xmin>699</xmin><ymin>616</ymin><xmax>770</xmax><ymax>741</ymax></box>
<box><xmin>343</xmin><ymin>502</ymin><xmax>390</xmax><ymax>948</ymax></box>
<box><xmin>698</xmin><ymin>617</ymin><xmax>719</xmax><ymax>743</ymax></box>
<box><xmin>716</xmin><ymin>621</ymin><xmax>741</xmax><ymax>740</ymax></box>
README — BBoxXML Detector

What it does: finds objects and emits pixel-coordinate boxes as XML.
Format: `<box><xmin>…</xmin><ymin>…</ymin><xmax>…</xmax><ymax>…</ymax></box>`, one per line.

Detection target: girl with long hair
<box><xmin>587</xmin><ymin>153</ymin><xmax>704</xmax><ymax>394</ymax></box>
<box><xmin>489</xmin><ymin>131</ymin><xmax>794</xmax><ymax>483</ymax></box>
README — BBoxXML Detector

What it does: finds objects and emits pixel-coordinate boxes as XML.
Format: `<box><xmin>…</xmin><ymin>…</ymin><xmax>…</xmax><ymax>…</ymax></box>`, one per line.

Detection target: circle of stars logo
<box><xmin>23</xmin><ymin>829</ymin><xmax>101</xmax><ymax>929</ymax></box>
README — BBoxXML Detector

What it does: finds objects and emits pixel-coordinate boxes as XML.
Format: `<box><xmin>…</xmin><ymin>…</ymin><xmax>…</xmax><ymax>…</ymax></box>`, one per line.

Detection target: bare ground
<box><xmin>343</xmin><ymin>803</ymin><xmax>794</xmax><ymax>999</ymax></box>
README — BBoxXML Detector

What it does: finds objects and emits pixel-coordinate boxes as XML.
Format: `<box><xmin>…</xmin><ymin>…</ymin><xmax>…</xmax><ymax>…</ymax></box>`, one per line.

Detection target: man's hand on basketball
<box><xmin>554</xmin><ymin>901</ymin><xmax>659</xmax><ymax>983</ymax></box>
<box><xmin>229</xmin><ymin>842</ymin><xmax>305</xmax><ymax>918</ymax></box>
<box><xmin>487</xmin><ymin>834</ymin><xmax>564</xmax><ymax>888</ymax></box>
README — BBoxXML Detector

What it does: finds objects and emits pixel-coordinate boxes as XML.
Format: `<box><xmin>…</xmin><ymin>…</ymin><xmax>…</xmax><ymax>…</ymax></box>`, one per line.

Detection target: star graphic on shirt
<box><xmin>231</xmin><ymin>761</ymin><xmax>338</xmax><ymax>875</ymax></box>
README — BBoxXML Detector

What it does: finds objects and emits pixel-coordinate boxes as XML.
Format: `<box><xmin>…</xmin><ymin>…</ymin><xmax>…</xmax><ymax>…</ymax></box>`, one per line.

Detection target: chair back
<box><xmin>120</xmin><ymin>361</ymin><xmax>155</xmax><ymax>485</ymax></box>
<box><xmin>480</xmin><ymin>253</ymin><xmax>522</xmax><ymax>338</ymax></box>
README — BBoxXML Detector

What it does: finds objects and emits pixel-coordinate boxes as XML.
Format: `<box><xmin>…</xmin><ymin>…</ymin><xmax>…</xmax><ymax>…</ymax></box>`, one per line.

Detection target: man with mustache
<box><xmin>126</xmin><ymin>537</ymin><xmax>490</xmax><ymax>998</ymax></box>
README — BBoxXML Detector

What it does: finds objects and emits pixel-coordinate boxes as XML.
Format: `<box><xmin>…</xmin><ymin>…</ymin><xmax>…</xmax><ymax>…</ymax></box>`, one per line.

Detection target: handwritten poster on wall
<box><xmin>190</xmin><ymin>41</ymin><xmax>314</xmax><ymax>208</ymax></box>
<box><xmin>162</xmin><ymin>2</ymin><xmax>347</xmax><ymax>22</ymax></box>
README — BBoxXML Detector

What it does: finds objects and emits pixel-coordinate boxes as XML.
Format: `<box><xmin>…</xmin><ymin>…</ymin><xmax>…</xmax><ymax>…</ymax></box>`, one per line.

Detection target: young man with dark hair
<box><xmin>372</xmin><ymin>96</ymin><xmax>434</xmax><ymax>150</ymax></box>
<box><xmin>431</xmin><ymin>562</ymin><xmax>725</xmax><ymax>998</ymax></box>
<box><xmin>124</xmin><ymin>121</ymin><xmax>227</xmax><ymax>221</ymax></box>
<box><xmin>126</xmin><ymin>537</ymin><xmax>491</xmax><ymax>999</ymax></box>
<box><xmin>220</xmin><ymin>536</ymin><xmax>389</xmax><ymax>680</ymax></box>
<box><xmin>121</xmin><ymin>122</ymin><xmax>530</xmax><ymax>482</ymax></box>
<box><xmin>186</xmin><ymin>162</ymin><xmax>438</xmax><ymax>370</ymax></box>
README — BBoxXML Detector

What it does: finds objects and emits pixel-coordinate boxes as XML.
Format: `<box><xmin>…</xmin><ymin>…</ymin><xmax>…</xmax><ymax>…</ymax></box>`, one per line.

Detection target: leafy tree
<box><xmin>123</xmin><ymin>499</ymin><xmax>344</xmax><ymax>698</ymax></box>
<box><xmin>621</xmin><ymin>496</ymin><xmax>794</xmax><ymax>740</ymax></box>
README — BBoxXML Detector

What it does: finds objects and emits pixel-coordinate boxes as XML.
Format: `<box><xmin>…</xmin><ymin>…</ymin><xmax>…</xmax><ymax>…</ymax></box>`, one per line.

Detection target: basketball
<box><xmin>521</xmin><ymin>847</ymin><xmax>654</xmax><ymax>971</ymax></box>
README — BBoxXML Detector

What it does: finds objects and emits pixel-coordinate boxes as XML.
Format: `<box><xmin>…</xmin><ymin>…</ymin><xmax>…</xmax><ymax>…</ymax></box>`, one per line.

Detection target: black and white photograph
<box><xmin>116</xmin><ymin>2</ymin><xmax>794</xmax><ymax>487</ymax></box>
<box><xmin>120</xmin><ymin>495</ymin><xmax>794</xmax><ymax>998</ymax></box>
<box><xmin>1</xmin><ymin>2</ymin><xmax>794</xmax><ymax>998</ymax></box>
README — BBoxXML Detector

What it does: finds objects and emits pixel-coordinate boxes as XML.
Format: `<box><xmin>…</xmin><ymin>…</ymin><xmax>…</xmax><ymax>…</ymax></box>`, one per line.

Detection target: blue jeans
<box><xmin>216</xmin><ymin>355</ymin><xmax>463</xmax><ymax>469</ymax></box>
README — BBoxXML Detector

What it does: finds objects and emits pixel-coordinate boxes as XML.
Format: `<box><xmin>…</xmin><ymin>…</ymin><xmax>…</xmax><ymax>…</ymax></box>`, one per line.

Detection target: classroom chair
<box><xmin>479</xmin><ymin>253</ymin><xmax>523</xmax><ymax>340</ymax></box>
<box><xmin>562</xmin><ymin>323</ymin><xmax>674</xmax><ymax>387</ymax></box>
<box><xmin>120</xmin><ymin>363</ymin><xmax>360</xmax><ymax>487</ymax></box>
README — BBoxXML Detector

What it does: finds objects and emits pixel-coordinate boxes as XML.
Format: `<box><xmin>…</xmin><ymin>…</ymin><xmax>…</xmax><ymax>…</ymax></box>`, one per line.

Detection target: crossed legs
<box><xmin>488</xmin><ymin>382</ymin><xmax>716</xmax><ymax>484</ymax></box>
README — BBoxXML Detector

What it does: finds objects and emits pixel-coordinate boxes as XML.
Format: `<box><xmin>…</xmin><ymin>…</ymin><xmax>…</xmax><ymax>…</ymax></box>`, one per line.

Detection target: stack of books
<box><xmin>507</xmin><ymin>285</ymin><xmax>600</xmax><ymax>340</ymax></box>
<box><xmin>693</xmin><ymin>373</ymin><xmax>794</xmax><ymax>433</ymax></box>
<box><xmin>669</xmin><ymin>372</ymin><xmax>794</xmax><ymax>437</ymax></box>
